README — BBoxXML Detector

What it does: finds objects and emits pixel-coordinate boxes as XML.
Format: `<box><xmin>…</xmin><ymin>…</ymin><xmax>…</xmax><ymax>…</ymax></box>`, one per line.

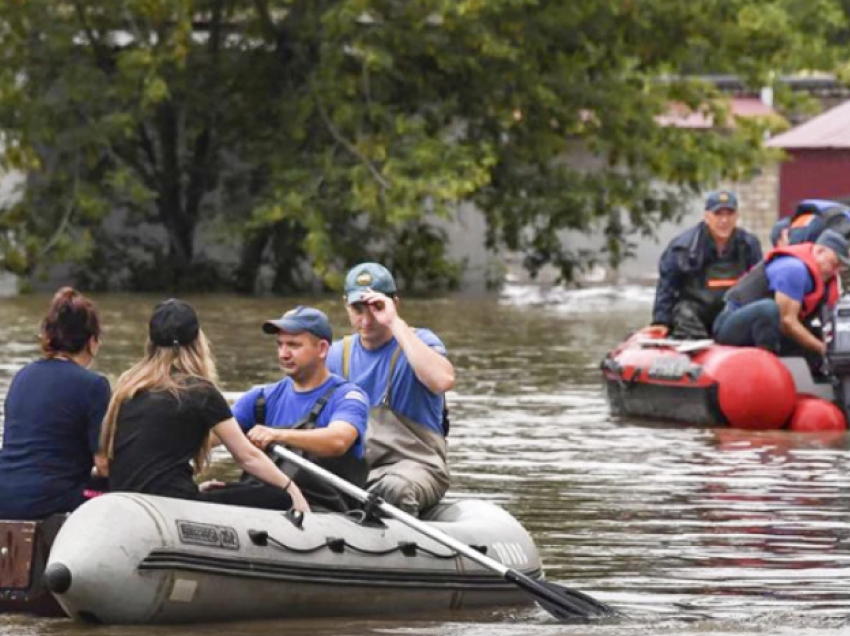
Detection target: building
<box><xmin>767</xmin><ymin>99</ymin><xmax>850</xmax><ymax>217</ymax></box>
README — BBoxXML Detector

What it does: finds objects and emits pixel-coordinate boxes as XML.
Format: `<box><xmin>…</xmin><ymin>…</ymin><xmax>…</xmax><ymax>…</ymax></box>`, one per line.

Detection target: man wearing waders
<box><xmin>230</xmin><ymin>306</ymin><xmax>370</xmax><ymax>512</ymax></box>
<box><xmin>328</xmin><ymin>263</ymin><xmax>455</xmax><ymax>516</ymax></box>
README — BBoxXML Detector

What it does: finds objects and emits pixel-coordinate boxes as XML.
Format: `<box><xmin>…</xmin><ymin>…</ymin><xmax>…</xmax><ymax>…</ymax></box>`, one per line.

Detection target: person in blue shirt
<box><xmin>651</xmin><ymin>191</ymin><xmax>763</xmax><ymax>339</ymax></box>
<box><xmin>326</xmin><ymin>262</ymin><xmax>455</xmax><ymax>516</ymax></box>
<box><xmin>232</xmin><ymin>306</ymin><xmax>369</xmax><ymax>512</ymax></box>
<box><xmin>0</xmin><ymin>287</ymin><xmax>110</xmax><ymax>520</ymax></box>
<box><xmin>769</xmin><ymin>199</ymin><xmax>850</xmax><ymax>293</ymax></box>
<box><xmin>714</xmin><ymin>230</ymin><xmax>848</xmax><ymax>357</ymax></box>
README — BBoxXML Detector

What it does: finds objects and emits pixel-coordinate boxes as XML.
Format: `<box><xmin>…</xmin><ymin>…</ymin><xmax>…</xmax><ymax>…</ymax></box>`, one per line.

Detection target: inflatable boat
<box><xmin>601</xmin><ymin>331</ymin><xmax>848</xmax><ymax>431</ymax></box>
<box><xmin>42</xmin><ymin>492</ymin><xmax>545</xmax><ymax>624</ymax></box>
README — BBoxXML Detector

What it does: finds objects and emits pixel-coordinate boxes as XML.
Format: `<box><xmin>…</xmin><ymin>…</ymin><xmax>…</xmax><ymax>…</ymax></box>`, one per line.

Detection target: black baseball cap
<box><xmin>149</xmin><ymin>299</ymin><xmax>200</xmax><ymax>347</ymax></box>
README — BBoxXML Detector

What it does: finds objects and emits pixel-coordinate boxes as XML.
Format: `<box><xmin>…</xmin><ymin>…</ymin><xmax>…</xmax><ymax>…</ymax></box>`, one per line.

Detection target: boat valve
<box><xmin>44</xmin><ymin>562</ymin><xmax>73</xmax><ymax>595</ymax></box>
<box><xmin>247</xmin><ymin>529</ymin><xmax>269</xmax><ymax>546</ymax></box>
<box><xmin>285</xmin><ymin>509</ymin><xmax>304</xmax><ymax>529</ymax></box>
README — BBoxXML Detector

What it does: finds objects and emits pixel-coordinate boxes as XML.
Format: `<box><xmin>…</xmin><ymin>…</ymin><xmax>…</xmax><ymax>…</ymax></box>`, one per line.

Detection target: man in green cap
<box><xmin>327</xmin><ymin>262</ymin><xmax>455</xmax><ymax>516</ymax></box>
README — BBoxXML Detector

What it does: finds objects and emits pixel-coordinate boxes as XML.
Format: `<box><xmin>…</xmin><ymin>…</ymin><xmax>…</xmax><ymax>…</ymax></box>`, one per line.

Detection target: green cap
<box><xmin>344</xmin><ymin>262</ymin><xmax>397</xmax><ymax>304</ymax></box>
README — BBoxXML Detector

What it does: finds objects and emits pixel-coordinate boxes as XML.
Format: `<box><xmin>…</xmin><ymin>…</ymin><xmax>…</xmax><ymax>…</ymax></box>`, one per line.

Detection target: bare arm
<box><xmin>213</xmin><ymin>417</ymin><xmax>310</xmax><ymax>512</ymax></box>
<box><xmin>248</xmin><ymin>421</ymin><xmax>359</xmax><ymax>457</ymax></box>
<box><xmin>94</xmin><ymin>452</ymin><xmax>109</xmax><ymax>477</ymax></box>
<box><xmin>776</xmin><ymin>292</ymin><xmax>826</xmax><ymax>355</ymax></box>
<box><xmin>391</xmin><ymin>319</ymin><xmax>455</xmax><ymax>393</ymax></box>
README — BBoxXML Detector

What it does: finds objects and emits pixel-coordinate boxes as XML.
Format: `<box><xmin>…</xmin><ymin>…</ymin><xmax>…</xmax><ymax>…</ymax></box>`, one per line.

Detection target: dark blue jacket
<box><xmin>652</xmin><ymin>222</ymin><xmax>763</xmax><ymax>327</ymax></box>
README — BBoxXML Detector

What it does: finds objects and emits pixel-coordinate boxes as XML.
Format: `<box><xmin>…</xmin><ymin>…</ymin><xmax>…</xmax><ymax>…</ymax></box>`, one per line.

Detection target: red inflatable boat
<box><xmin>601</xmin><ymin>328</ymin><xmax>847</xmax><ymax>431</ymax></box>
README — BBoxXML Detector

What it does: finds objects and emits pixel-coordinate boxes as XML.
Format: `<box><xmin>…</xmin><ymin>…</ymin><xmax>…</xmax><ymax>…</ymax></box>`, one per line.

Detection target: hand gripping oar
<box><xmin>269</xmin><ymin>444</ymin><xmax>617</xmax><ymax>621</ymax></box>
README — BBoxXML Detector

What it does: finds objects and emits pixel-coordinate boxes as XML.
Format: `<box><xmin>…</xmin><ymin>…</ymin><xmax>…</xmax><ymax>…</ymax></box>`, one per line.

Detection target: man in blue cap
<box><xmin>651</xmin><ymin>190</ymin><xmax>763</xmax><ymax>339</ymax></box>
<box><xmin>230</xmin><ymin>306</ymin><xmax>370</xmax><ymax>512</ymax></box>
<box><xmin>714</xmin><ymin>229</ymin><xmax>849</xmax><ymax>356</ymax></box>
<box><xmin>326</xmin><ymin>262</ymin><xmax>455</xmax><ymax>516</ymax></box>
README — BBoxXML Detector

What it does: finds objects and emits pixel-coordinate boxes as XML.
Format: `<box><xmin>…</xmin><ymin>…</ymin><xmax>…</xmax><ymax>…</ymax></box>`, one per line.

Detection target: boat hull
<box><xmin>46</xmin><ymin>493</ymin><xmax>542</xmax><ymax>624</ymax></box>
<box><xmin>601</xmin><ymin>332</ymin><xmax>845</xmax><ymax>430</ymax></box>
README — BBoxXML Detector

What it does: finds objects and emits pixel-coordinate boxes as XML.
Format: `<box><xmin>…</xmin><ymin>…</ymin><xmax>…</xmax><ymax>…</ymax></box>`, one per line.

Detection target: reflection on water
<box><xmin>1</xmin><ymin>286</ymin><xmax>848</xmax><ymax>636</ymax></box>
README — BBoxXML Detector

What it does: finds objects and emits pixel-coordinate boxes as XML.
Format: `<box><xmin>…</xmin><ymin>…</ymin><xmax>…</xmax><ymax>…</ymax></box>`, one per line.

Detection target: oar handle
<box><xmin>268</xmin><ymin>444</ymin><xmax>509</xmax><ymax>575</ymax></box>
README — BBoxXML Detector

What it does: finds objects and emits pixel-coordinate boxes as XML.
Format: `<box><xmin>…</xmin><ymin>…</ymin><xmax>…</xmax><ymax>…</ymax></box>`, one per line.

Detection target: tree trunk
<box><xmin>235</xmin><ymin>230</ymin><xmax>270</xmax><ymax>294</ymax></box>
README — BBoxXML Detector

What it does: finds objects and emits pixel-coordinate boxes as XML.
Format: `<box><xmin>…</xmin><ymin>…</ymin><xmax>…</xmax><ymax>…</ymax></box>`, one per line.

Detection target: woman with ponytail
<box><xmin>100</xmin><ymin>299</ymin><xmax>309</xmax><ymax>512</ymax></box>
<box><xmin>0</xmin><ymin>287</ymin><xmax>110</xmax><ymax>519</ymax></box>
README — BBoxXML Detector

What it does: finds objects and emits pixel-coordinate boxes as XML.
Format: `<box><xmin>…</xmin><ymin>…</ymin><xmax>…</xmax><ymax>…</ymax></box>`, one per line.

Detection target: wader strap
<box><xmin>301</xmin><ymin>383</ymin><xmax>339</xmax><ymax>429</ymax></box>
<box><xmin>254</xmin><ymin>393</ymin><xmax>267</xmax><ymax>425</ymax></box>
<box><xmin>253</xmin><ymin>381</ymin><xmax>338</xmax><ymax>431</ymax></box>
<box><xmin>342</xmin><ymin>336</ymin><xmax>352</xmax><ymax>379</ymax></box>
<box><xmin>380</xmin><ymin>347</ymin><xmax>403</xmax><ymax>406</ymax></box>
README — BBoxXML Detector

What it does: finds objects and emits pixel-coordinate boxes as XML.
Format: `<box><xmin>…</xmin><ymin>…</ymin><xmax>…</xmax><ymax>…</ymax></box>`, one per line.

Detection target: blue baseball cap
<box><xmin>344</xmin><ymin>262</ymin><xmax>397</xmax><ymax>305</ymax></box>
<box><xmin>705</xmin><ymin>190</ymin><xmax>738</xmax><ymax>213</ymax></box>
<box><xmin>816</xmin><ymin>229</ymin><xmax>850</xmax><ymax>267</ymax></box>
<box><xmin>262</xmin><ymin>306</ymin><xmax>333</xmax><ymax>342</ymax></box>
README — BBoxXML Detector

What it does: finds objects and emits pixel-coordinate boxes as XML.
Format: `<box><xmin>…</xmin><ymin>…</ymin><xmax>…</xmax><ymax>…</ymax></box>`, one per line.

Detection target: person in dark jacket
<box><xmin>651</xmin><ymin>191</ymin><xmax>763</xmax><ymax>339</ymax></box>
<box><xmin>713</xmin><ymin>229</ymin><xmax>849</xmax><ymax>357</ymax></box>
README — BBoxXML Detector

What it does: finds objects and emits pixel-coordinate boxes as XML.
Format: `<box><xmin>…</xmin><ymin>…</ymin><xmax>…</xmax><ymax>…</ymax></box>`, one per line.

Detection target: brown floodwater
<box><xmin>0</xmin><ymin>287</ymin><xmax>848</xmax><ymax>636</ymax></box>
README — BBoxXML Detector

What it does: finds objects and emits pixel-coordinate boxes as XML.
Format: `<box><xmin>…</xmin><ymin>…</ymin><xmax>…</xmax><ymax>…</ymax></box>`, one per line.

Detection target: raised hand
<box><xmin>360</xmin><ymin>289</ymin><xmax>399</xmax><ymax>327</ymax></box>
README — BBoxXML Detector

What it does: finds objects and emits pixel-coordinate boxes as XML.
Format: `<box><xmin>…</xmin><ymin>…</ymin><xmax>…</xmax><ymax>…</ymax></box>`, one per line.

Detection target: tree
<box><xmin>0</xmin><ymin>0</ymin><xmax>844</xmax><ymax>291</ymax></box>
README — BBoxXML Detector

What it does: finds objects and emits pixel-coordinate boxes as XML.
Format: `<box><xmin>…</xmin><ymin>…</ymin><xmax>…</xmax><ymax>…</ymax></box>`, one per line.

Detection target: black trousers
<box><xmin>198</xmin><ymin>480</ymin><xmax>293</xmax><ymax>510</ymax></box>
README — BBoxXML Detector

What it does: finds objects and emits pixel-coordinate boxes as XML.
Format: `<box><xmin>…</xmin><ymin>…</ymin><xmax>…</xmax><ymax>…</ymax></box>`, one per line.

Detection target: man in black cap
<box><xmin>714</xmin><ymin>229</ymin><xmax>849</xmax><ymax>356</ymax></box>
<box><xmin>651</xmin><ymin>190</ymin><xmax>763</xmax><ymax>339</ymax></box>
<box><xmin>231</xmin><ymin>306</ymin><xmax>370</xmax><ymax>512</ymax></box>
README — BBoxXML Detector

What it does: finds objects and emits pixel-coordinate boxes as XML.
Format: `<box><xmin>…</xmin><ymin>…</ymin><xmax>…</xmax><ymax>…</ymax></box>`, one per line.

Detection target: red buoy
<box><xmin>695</xmin><ymin>347</ymin><xmax>796</xmax><ymax>429</ymax></box>
<box><xmin>788</xmin><ymin>396</ymin><xmax>847</xmax><ymax>432</ymax></box>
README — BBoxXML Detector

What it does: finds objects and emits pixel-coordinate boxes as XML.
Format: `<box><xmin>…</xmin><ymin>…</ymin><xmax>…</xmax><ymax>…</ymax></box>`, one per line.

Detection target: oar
<box><xmin>269</xmin><ymin>444</ymin><xmax>618</xmax><ymax>621</ymax></box>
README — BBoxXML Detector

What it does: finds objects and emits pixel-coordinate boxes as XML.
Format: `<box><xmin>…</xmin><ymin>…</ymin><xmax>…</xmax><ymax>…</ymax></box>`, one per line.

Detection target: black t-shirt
<box><xmin>109</xmin><ymin>377</ymin><xmax>232</xmax><ymax>500</ymax></box>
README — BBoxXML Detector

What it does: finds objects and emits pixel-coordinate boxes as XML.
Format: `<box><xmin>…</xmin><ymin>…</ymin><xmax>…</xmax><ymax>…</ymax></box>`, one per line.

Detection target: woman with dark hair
<box><xmin>100</xmin><ymin>299</ymin><xmax>309</xmax><ymax>512</ymax></box>
<box><xmin>0</xmin><ymin>287</ymin><xmax>111</xmax><ymax>519</ymax></box>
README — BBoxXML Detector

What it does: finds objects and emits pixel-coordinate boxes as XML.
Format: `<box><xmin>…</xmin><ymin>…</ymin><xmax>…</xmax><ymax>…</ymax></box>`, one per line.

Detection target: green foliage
<box><xmin>0</xmin><ymin>0</ymin><xmax>846</xmax><ymax>290</ymax></box>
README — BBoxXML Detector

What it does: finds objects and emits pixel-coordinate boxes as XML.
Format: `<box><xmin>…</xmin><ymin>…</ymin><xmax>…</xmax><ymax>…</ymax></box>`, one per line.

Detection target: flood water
<box><xmin>0</xmin><ymin>286</ymin><xmax>848</xmax><ymax>636</ymax></box>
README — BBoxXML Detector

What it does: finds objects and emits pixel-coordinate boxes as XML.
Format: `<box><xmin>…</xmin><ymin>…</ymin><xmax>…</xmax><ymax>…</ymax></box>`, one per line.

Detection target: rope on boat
<box><xmin>255</xmin><ymin>530</ymin><xmax>460</xmax><ymax>559</ymax></box>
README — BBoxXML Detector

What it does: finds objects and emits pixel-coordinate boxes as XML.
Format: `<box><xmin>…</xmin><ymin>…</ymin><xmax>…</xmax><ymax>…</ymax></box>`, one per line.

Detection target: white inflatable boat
<box><xmin>44</xmin><ymin>493</ymin><xmax>543</xmax><ymax>624</ymax></box>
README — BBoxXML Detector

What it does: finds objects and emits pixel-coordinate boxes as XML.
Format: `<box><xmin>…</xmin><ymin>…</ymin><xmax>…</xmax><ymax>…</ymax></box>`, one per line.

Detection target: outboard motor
<box><xmin>826</xmin><ymin>295</ymin><xmax>850</xmax><ymax>419</ymax></box>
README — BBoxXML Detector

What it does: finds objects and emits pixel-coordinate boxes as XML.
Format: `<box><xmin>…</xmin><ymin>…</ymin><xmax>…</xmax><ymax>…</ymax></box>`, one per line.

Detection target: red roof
<box><xmin>768</xmin><ymin>99</ymin><xmax>850</xmax><ymax>149</ymax></box>
<box><xmin>656</xmin><ymin>97</ymin><xmax>776</xmax><ymax>129</ymax></box>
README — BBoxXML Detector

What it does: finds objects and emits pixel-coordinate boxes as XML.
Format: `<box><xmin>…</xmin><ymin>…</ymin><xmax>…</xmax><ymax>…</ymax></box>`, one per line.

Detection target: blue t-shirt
<box><xmin>232</xmin><ymin>375</ymin><xmax>369</xmax><ymax>459</ymax></box>
<box><xmin>326</xmin><ymin>329</ymin><xmax>447</xmax><ymax>436</ymax></box>
<box><xmin>766</xmin><ymin>255</ymin><xmax>815</xmax><ymax>303</ymax></box>
<box><xmin>0</xmin><ymin>358</ymin><xmax>111</xmax><ymax>519</ymax></box>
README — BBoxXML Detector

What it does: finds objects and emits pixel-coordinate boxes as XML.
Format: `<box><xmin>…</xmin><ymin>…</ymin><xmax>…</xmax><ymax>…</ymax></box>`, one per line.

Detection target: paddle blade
<box><xmin>535</xmin><ymin>582</ymin><xmax>618</xmax><ymax>620</ymax></box>
<box><xmin>506</xmin><ymin>570</ymin><xmax>618</xmax><ymax>621</ymax></box>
